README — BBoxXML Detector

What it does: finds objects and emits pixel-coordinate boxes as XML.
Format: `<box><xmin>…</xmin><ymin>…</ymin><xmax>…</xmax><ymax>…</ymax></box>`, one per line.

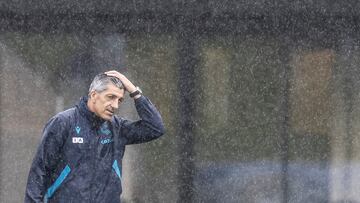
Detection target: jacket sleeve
<box><xmin>120</xmin><ymin>96</ymin><xmax>165</xmax><ymax>145</ymax></box>
<box><xmin>24</xmin><ymin>116</ymin><xmax>68</xmax><ymax>203</ymax></box>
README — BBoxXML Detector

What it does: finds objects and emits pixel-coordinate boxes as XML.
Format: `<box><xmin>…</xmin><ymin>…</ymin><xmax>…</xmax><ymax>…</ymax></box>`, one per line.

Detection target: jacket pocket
<box><xmin>44</xmin><ymin>165</ymin><xmax>71</xmax><ymax>201</ymax></box>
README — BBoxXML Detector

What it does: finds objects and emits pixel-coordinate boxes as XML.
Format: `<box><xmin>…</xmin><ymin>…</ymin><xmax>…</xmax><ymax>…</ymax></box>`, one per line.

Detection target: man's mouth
<box><xmin>106</xmin><ymin>109</ymin><xmax>114</xmax><ymax>115</ymax></box>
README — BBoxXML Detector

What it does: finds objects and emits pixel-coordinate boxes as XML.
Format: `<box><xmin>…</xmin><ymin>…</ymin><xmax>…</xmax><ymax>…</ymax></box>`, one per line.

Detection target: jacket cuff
<box><xmin>134</xmin><ymin>95</ymin><xmax>147</xmax><ymax>106</ymax></box>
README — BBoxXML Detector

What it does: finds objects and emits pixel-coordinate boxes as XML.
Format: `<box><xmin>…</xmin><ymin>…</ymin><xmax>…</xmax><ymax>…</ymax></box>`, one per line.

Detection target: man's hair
<box><xmin>88</xmin><ymin>73</ymin><xmax>124</xmax><ymax>94</ymax></box>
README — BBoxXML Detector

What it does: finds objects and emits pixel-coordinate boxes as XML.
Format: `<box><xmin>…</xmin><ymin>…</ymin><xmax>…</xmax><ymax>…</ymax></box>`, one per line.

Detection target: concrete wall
<box><xmin>0</xmin><ymin>42</ymin><xmax>57</xmax><ymax>203</ymax></box>
<box><xmin>122</xmin><ymin>35</ymin><xmax>179</xmax><ymax>202</ymax></box>
<box><xmin>329</xmin><ymin>39</ymin><xmax>360</xmax><ymax>202</ymax></box>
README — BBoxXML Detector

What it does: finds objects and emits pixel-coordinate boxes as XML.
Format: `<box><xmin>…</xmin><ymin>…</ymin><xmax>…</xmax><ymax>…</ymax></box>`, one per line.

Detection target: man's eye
<box><xmin>107</xmin><ymin>95</ymin><xmax>115</xmax><ymax>100</ymax></box>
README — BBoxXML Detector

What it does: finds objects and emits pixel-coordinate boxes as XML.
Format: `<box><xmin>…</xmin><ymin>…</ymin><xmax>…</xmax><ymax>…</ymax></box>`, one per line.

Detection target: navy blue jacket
<box><xmin>25</xmin><ymin>96</ymin><xmax>165</xmax><ymax>203</ymax></box>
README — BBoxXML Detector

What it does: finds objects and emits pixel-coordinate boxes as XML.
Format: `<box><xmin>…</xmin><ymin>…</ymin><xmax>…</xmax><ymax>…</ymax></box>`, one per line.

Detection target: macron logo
<box><xmin>75</xmin><ymin>126</ymin><xmax>81</xmax><ymax>134</ymax></box>
<box><xmin>72</xmin><ymin>137</ymin><xmax>84</xmax><ymax>144</ymax></box>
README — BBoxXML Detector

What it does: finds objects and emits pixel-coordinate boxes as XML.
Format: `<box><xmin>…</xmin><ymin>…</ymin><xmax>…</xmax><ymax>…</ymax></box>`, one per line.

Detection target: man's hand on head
<box><xmin>104</xmin><ymin>70</ymin><xmax>141</xmax><ymax>99</ymax></box>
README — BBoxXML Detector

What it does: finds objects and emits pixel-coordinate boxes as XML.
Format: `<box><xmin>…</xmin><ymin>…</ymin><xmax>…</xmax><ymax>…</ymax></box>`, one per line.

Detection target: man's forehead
<box><xmin>103</xmin><ymin>84</ymin><xmax>124</xmax><ymax>96</ymax></box>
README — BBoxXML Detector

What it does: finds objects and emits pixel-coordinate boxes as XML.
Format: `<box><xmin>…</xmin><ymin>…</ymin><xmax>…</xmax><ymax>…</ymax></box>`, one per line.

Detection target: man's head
<box><xmin>87</xmin><ymin>73</ymin><xmax>125</xmax><ymax>120</ymax></box>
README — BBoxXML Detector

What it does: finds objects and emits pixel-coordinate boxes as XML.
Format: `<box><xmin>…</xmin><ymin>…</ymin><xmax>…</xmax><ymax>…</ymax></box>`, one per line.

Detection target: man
<box><xmin>25</xmin><ymin>70</ymin><xmax>165</xmax><ymax>203</ymax></box>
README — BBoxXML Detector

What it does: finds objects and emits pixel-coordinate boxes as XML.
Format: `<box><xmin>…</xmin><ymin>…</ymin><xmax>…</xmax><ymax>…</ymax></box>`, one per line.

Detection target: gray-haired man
<box><xmin>25</xmin><ymin>70</ymin><xmax>165</xmax><ymax>203</ymax></box>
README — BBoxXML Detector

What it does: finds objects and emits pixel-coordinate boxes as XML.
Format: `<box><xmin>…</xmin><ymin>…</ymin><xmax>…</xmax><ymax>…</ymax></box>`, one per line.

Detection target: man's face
<box><xmin>89</xmin><ymin>84</ymin><xmax>125</xmax><ymax>121</ymax></box>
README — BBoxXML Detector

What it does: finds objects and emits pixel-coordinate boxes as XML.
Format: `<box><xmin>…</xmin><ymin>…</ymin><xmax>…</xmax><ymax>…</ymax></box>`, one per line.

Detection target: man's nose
<box><xmin>112</xmin><ymin>100</ymin><xmax>119</xmax><ymax>109</ymax></box>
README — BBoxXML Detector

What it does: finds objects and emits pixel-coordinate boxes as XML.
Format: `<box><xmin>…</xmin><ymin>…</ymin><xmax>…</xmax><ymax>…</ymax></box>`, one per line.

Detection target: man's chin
<box><xmin>101</xmin><ymin>114</ymin><xmax>113</xmax><ymax>121</ymax></box>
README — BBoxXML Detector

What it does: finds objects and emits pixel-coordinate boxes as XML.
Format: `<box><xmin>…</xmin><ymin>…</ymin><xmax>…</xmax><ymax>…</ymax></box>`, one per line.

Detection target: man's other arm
<box><xmin>24</xmin><ymin>116</ymin><xmax>67</xmax><ymax>203</ymax></box>
<box><xmin>119</xmin><ymin>96</ymin><xmax>165</xmax><ymax>145</ymax></box>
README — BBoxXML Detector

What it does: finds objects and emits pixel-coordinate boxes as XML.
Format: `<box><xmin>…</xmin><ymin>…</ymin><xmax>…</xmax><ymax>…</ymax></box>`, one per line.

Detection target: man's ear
<box><xmin>89</xmin><ymin>91</ymin><xmax>97</xmax><ymax>101</ymax></box>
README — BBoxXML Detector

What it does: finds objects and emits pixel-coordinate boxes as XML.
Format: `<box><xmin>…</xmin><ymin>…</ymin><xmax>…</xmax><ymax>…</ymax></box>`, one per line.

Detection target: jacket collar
<box><xmin>77</xmin><ymin>96</ymin><xmax>106</xmax><ymax>129</ymax></box>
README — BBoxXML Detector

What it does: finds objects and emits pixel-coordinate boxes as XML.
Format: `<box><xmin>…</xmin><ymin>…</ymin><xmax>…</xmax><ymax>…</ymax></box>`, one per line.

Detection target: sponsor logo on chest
<box><xmin>100</xmin><ymin>138</ymin><xmax>113</xmax><ymax>144</ymax></box>
<box><xmin>72</xmin><ymin>137</ymin><xmax>84</xmax><ymax>144</ymax></box>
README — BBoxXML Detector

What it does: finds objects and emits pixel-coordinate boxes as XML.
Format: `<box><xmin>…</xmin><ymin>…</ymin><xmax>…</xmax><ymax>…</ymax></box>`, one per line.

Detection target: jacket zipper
<box><xmin>90</xmin><ymin>129</ymin><xmax>100</xmax><ymax>203</ymax></box>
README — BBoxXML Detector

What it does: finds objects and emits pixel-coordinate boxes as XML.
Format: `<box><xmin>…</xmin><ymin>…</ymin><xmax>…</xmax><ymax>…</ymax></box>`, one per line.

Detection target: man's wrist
<box><xmin>133</xmin><ymin>94</ymin><xmax>142</xmax><ymax>100</ymax></box>
<box><xmin>129</xmin><ymin>86</ymin><xmax>142</xmax><ymax>98</ymax></box>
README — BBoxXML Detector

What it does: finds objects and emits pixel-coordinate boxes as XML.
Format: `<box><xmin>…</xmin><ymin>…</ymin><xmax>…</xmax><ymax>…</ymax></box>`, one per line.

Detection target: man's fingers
<box><xmin>105</xmin><ymin>72</ymin><xmax>116</xmax><ymax>76</ymax></box>
<box><xmin>104</xmin><ymin>71</ymin><xmax>133</xmax><ymax>91</ymax></box>
<box><xmin>105</xmin><ymin>70</ymin><xmax>125</xmax><ymax>78</ymax></box>
<box><xmin>105</xmin><ymin>70</ymin><xmax>122</xmax><ymax>74</ymax></box>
